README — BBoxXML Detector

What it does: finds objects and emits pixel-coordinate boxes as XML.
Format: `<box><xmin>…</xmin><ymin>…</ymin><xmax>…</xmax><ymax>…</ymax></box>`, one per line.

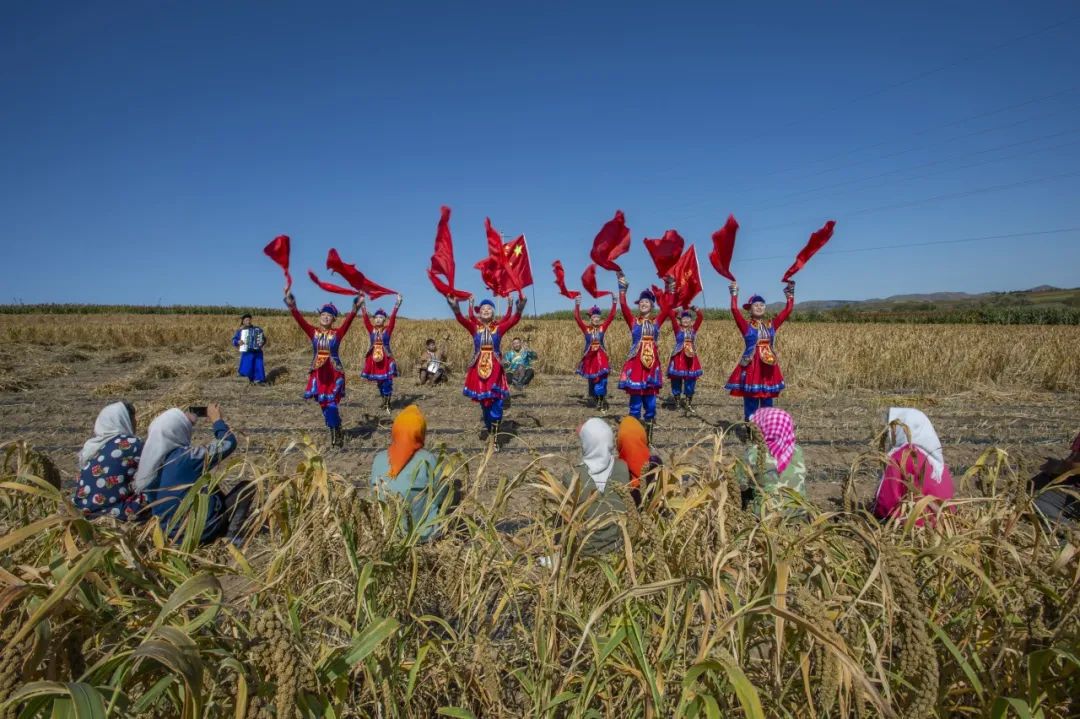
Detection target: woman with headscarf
<box><xmin>1029</xmin><ymin>431</ymin><xmax>1080</xmax><ymax>527</ymax></box>
<box><xmin>285</xmin><ymin>290</ymin><xmax>361</xmax><ymax>448</ymax></box>
<box><xmin>873</xmin><ymin>408</ymin><xmax>954</xmax><ymax>522</ymax></box>
<box><xmin>561</xmin><ymin>418</ymin><xmax>632</xmax><ymax>557</ymax></box>
<box><xmin>617</xmin><ymin>416</ymin><xmax>661</xmax><ymax>508</ymax></box>
<box><xmin>735</xmin><ymin>407</ymin><xmax>807</xmax><ymax>514</ymax></box>
<box><xmin>445</xmin><ymin>293</ymin><xmax>526</xmax><ymax>448</ymax></box>
<box><xmin>369</xmin><ymin>405</ymin><xmax>452</xmax><ymax>541</ymax></box>
<box><xmin>615</xmin><ymin>272</ymin><xmax>675</xmax><ymax>443</ymax></box>
<box><xmin>73</xmin><ymin>401</ymin><xmax>145</xmax><ymax>519</ymax></box>
<box><xmin>573</xmin><ymin>296</ymin><xmax>618</xmax><ymax>412</ymax></box>
<box><xmin>359</xmin><ymin>293</ymin><xmax>403</xmax><ymax>413</ymax></box>
<box><xmin>725</xmin><ymin>281</ymin><xmax>795</xmax><ymax>420</ymax></box>
<box><xmin>231</xmin><ymin>314</ymin><xmax>266</xmax><ymax>384</ymax></box>
<box><xmin>134</xmin><ymin>404</ymin><xmax>254</xmax><ymax>546</ymax></box>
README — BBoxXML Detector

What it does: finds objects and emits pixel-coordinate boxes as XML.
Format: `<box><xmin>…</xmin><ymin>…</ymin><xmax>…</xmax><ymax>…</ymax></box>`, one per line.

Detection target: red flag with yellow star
<box><xmin>503</xmin><ymin>235</ymin><xmax>533</xmax><ymax>289</ymax></box>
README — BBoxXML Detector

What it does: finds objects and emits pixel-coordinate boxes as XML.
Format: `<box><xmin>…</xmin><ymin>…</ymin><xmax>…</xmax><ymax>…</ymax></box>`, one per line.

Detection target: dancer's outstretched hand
<box><xmin>728</xmin><ymin>282</ymin><xmax>738</xmax><ymax>296</ymax></box>
<box><xmin>284</xmin><ymin>292</ymin><xmax>296</xmax><ymax>308</ymax></box>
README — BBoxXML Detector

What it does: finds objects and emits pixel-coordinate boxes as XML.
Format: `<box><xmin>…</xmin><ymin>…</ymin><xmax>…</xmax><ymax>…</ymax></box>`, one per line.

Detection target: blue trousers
<box><xmin>743</xmin><ymin>396</ymin><xmax>773</xmax><ymax>421</ymax></box>
<box><xmin>322</xmin><ymin>405</ymin><xmax>342</xmax><ymax>429</ymax></box>
<box><xmin>378</xmin><ymin>379</ymin><xmax>393</xmax><ymax>397</ymax></box>
<box><xmin>628</xmin><ymin>393</ymin><xmax>657</xmax><ymax>421</ymax></box>
<box><xmin>238</xmin><ymin>352</ymin><xmax>265</xmax><ymax>383</ymax></box>
<box><xmin>670</xmin><ymin>378</ymin><xmax>697</xmax><ymax>397</ymax></box>
<box><xmin>589</xmin><ymin>377</ymin><xmax>608</xmax><ymax>398</ymax></box>
<box><xmin>481</xmin><ymin>398</ymin><xmax>504</xmax><ymax>429</ymax></box>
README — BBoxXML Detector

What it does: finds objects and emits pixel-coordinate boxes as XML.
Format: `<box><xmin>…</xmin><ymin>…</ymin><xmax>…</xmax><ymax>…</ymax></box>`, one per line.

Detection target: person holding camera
<box><xmin>503</xmin><ymin>336</ymin><xmax>537</xmax><ymax>391</ymax></box>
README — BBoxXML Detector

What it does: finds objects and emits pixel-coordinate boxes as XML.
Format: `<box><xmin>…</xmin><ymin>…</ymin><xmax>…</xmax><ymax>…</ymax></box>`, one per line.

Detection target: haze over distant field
<box><xmin>2</xmin><ymin>2</ymin><xmax>1079</xmax><ymax>316</ymax></box>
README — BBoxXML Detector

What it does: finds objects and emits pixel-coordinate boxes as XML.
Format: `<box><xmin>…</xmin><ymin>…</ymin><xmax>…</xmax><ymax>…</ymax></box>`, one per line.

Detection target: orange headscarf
<box><xmin>387</xmin><ymin>405</ymin><xmax>427</xmax><ymax>477</ymax></box>
<box><xmin>618</xmin><ymin>416</ymin><xmax>652</xmax><ymax>489</ymax></box>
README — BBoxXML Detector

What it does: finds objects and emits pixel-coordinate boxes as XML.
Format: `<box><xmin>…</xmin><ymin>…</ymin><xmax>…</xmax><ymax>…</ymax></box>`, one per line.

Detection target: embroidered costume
<box><xmin>232</xmin><ymin>318</ymin><xmax>266</xmax><ymax>384</ymax></box>
<box><xmin>617</xmin><ymin>279</ymin><xmax>672</xmax><ymax>430</ymax></box>
<box><xmin>574</xmin><ymin>301</ymin><xmax>616</xmax><ymax>409</ymax></box>
<box><xmin>287</xmin><ymin>300</ymin><xmax>358</xmax><ymax>443</ymax></box>
<box><xmin>360</xmin><ymin>301</ymin><xmax>401</xmax><ymax>411</ymax></box>
<box><xmin>449</xmin><ymin>297</ymin><xmax>524</xmax><ymax>439</ymax></box>
<box><xmin>667</xmin><ymin>307</ymin><xmax>704</xmax><ymax>409</ymax></box>
<box><xmin>725</xmin><ymin>291</ymin><xmax>793</xmax><ymax>420</ymax></box>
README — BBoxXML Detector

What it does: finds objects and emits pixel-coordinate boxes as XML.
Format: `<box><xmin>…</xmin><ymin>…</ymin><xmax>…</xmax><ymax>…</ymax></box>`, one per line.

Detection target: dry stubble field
<box><xmin>1</xmin><ymin>312</ymin><xmax>1077</xmax><ymax>508</ymax></box>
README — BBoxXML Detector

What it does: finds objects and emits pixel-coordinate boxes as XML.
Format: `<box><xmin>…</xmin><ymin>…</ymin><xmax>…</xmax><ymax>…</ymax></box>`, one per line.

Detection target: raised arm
<box><xmin>359</xmin><ymin>297</ymin><xmax>373</xmax><ymax>333</ymax></box>
<box><xmin>773</xmin><ymin>283</ymin><xmax>795</xmax><ymax>330</ymax></box>
<box><xmin>336</xmin><ymin>296</ymin><xmax>361</xmax><ymax>337</ymax></box>
<box><xmin>285</xmin><ymin>295</ymin><xmax>316</xmax><ymax>339</ymax></box>
<box><xmin>617</xmin><ymin>273</ymin><xmax>635</xmax><ymax>329</ymax></box>
<box><xmin>572</xmin><ymin>301</ymin><xmax>588</xmax><ymax>332</ymax></box>
<box><xmin>693</xmin><ymin>307</ymin><xmax>704</xmax><ymax>332</ymax></box>
<box><xmin>386</xmin><ymin>295</ymin><xmax>402</xmax><ymax>334</ymax></box>
<box><xmin>502</xmin><ymin>297</ymin><xmax>514</xmax><ymax>324</ymax></box>
<box><xmin>728</xmin><ymin>284</ymin><xmax>749</xmax><ymax>335</ymax></box>
<box><xmin>498</xmin><ymin>294</ymin><xmax>526</xmax><ymax>335</ymax></box>
<box><xmin>448</xmin><ymin>296</ymin><xmax>475</xmax><ymax>333</ymax></box>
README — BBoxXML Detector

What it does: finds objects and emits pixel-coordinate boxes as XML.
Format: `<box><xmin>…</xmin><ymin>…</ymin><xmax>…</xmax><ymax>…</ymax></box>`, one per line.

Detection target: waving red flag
<box><xmin>263</xmin><ymin>235</ymin><xmax>293</xmax><ymax>290</ymax></box>
<box><xmin>503</xmin><ymin>235</ymin><xmax>534</xmax><ymax>289</ymax></box>
<box><xmin>670</xmin><ymin>245</ymin><xmax>703</xmax><ymax>307</ymax></box>
<box><xmin>782</xmin><ymin>220</ymin><xmax>836</xmax><ymax>282</ymax></box>
<box><xmin>552</xmin><ymin>260</ymin><xmax>581</xmax><ymax>299</ymax></box>
<box><xmin>429</xmin><ymin>206</ymin><xmax>471</xmax><ymax>300</ymax></box>
<box><xmin>326</xmin><ymin>248</ymin><xmax>397</xmax><ymax>299</ymax></box>
<box><xmin>308</xmin><ymin>269</ymin><xmax>357</xmax><ymax>296</ymax></box>
<box><xmin>709</xmin><ymin>215</ymin><xmax>739</xmax><ymax>282</ymax></box>
<box><xmin>590</xmin><ymin>210</ymin><xmax>631</xmax><ymax>272</ymax></box>
<box><xmin>474</xmin><ymin>218</ymin><xmax>523</xmax><ymax>296</ymax></box>
<box><xmin>581</xmin><ymin>263</ymin><xmax>612</xmax><ymax>298</ymax></box>
<box><xmin>644</xmin><ymin>230</ymin><xmax>685</xmax><ymax>278</ymax></box>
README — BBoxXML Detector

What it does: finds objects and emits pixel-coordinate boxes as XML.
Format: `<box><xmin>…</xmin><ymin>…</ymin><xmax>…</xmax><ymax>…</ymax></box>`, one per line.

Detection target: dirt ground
<box><xmin>2</xmin><ymin>339</ymin><xmax>1077</xmax><ymax>511</ymax></box>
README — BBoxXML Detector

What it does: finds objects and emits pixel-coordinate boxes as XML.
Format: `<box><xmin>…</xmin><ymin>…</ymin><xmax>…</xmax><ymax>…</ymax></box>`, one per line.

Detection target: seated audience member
<box><xmin>735</xmin><ymin>407</ymin><xmax>807</xmax><ymax>514</ymax></box>
<box><xmin>617</xmin><ymin>416</ymin><xmax>661</xmax><ymax>507</ymax></box>
<box><xmin>1029</xmin><ymin>431</ymin><xmax>1080</xmax><ymax>527</ymax></box>
<box><xmin>503</xmin><ymin>337</ymin><xmax>537</xmax><ymax>390</ymax></box>
<box><xmin>562</xmin><ymin>418</ymin><xmax>631</xmax><ymax>557</ymax></box>
<box><xmin>74</xmin><ymin>401</ymin><xmax>145</xmax><ymax>520</ymax></box>
<box><xmin>418</xmin><ymin>336</ymin><xmax>450</xmax><ymax>386</ymax></box>
<box><xmin>873</xmin><ymin>408</ymin><xmax>955</xmax><ymax>523</ymax></box>
<box><xmin>369</xmin><ymin>405</ymin><xmax>453</xmax><ymax>541</ymax></box>
<box><xmin>134</xmin><ymin>404</ymin><xmax>254</xmax><ymax>545</ymax></box>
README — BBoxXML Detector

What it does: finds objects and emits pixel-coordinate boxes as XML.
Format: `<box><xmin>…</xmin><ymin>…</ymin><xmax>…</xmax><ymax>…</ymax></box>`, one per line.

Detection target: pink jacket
<box><xmin>874</xmin><ymin>444</ymin><xmax>955</xmax><ymax>524</ymax></box>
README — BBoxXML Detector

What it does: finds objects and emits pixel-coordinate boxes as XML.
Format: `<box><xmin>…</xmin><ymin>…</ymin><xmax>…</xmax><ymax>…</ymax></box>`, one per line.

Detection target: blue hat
<box><xmin>373</xmin><ymin>309</ymin><xmax>387</xmax><ymax>318</ymax></box>
<box><xmin>478</xmin><ymin>298</ymin><xmax>496</xmax><ymax>309</ymax></box>
<box><xmin>319</xmin><ymin>303</ymin><xmax>340</xmax><ymax>317</ymax></box>
<box><xmin>588</xmin><ymin>305</ymin><xmax>602</xmax><ymax>316</ymax></box>
<box><xmin>636</xmin><ymin>290</ymin><xmax>656</xmax><ymax>304</ymax></box>
<box><xmin>742</xmin><ymin>294</ymin><xmax>766</xmax><ymax>310</ymax></box>
<box><xmin>680</xmin><ymin>310</ymin><xmax>693</xmax><ymax>319</ymax></box>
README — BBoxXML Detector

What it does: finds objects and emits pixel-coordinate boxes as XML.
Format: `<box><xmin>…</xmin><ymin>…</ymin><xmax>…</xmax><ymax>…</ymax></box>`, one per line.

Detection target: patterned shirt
<box><xmin>503</xmin><ymin>349</ymin><xmax>537</xmax><ymax>372</ymax></box>
<box><xmin>74</xmin><ymin>435</ymin><xmax>145</xmax><ymax>520</ymax></box>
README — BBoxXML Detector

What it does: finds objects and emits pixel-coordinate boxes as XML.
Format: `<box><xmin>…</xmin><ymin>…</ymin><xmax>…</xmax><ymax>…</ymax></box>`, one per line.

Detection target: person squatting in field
<box><xmin>873</xmin><ymin>407</ymin><xmax>955</xmax><ymax>524</ymax></box>
<box><xmin>616</xmin><ymin>272</ymin><xmax>675</xmax><ymax>443</ymax></box>
<box><xmin>573</xmin><ymin>296</ymin><xmax>617</xmax><ymax>412</ymax></box>
<box><xmin>231</xmin><ymin>314</ymin><xmax>266</xmax><ymax>384</ymax></box>
<box><xmin>446</xmin><ymin>292</ymin><xmax>526</xmax><ymax>450</ymax></box>
<box><xmin>666</xmin><ymin>303</ymin><xmax>704</xmax><ymax>412</ymax></box>
<box><xmin>503</xmin><ymin>336</ymin><xmax>538</xmax><ymax>391</ymax></box>
<box><xmin>285</xmin><ymin>290</ymin><xmax>360</xmax><ymax>448</ymax></box>
<box><xmin>358</xmin><ymin>293</ymin><xmax>403</xmax><ymax>413</ymax></box>
<box><xmin>417</xmin><ymin>336</ymin><xmax>450</xmax><ymax>386</ymax></box>
<box><xmin>735</xmin><ymin>407</ymin><xmax>807</xmax><ymax>515</ymax></box>
<box><xmin>73</xmin><ymin>401</ymin><xmax>145</xmax><ymax>519</ymax></box>
<box><xmin>725</xmin><ymin>280</ymin><xmax>795</xmax><ymax>420</ymax></box>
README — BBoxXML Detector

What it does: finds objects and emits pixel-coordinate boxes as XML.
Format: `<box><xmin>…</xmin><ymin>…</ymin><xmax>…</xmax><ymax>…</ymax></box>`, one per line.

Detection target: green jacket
<box><xmin>735</xmin><ymin>444</ymin><xmax>807</xmax><ymax>514</ymax></box>
<box><xmin>369</xmin><ymin>449</ymin><xmax>451</xmax><ymax>541</ymax></box>
<box><xmin>563</xmin><ymin>459</ymin><xmax>630</xmax><ymax>557</ymax></box>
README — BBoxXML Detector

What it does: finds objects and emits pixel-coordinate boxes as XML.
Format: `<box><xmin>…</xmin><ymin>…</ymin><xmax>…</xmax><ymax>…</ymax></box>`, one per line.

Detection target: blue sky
<box><xmin>2</xmin><ymin>1</ymin><xmax>1078</xmax><ymax>316</ymax></box>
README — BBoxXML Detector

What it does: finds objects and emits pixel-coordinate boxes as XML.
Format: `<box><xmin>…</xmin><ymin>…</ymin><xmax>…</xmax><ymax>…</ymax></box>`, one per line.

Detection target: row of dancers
<box><xmin>267</xmin><ymin>275</ymin><xmax>796</xmax><ymax>448</ymax></box>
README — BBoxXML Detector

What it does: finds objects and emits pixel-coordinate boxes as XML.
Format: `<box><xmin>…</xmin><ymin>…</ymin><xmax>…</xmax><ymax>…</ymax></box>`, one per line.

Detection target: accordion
<box><xmin>239</xmin><ymin>327</ymin><xmax>265</xmax><ymax>353</ymax></box>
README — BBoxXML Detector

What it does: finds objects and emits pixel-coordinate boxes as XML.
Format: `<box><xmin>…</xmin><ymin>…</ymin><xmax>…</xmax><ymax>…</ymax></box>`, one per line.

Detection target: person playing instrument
<box><xmin>231</xmin><ymin>314</ymin><xmax>266</xmax><ymax>384</ymax></box>
<box><xmin>418</xmin><ymin>336</ymin><xmax>450</xmax><ymax>386</ymax></box>
<box><xmin>615</xmin><ymin>272</ymin><xmax>674</xmax><ymax>443</ymax></box>
<box><xmin>503</xmin><ymin>337</ymin><xmax>538</xmax><ymax>391</ymax></box>
<box><xmin>285</xmin><ymin>290</ymin><xmax>360</xmax><ymax>447</ymax></box>
<box><xmin>359</xmin><ymin>294</ymin><xmax>403</xmax><ymax>413</ymax></box>
<box><xmin>573</xmin><ymin>297</ymin><xmax>617</xmax><ymax>412</ymax></box>
<box><xmin>666</xmin><ymin>304</ymin><xmax>704</xmax><ymax>411</ymax></box>
<box><xmin>725</xmin><ymin>281</ymin><xmax>795</xmax><ymax>420</ymax></box>
<box><xmin>446</xmin><ymin>293</ymin><xmax>526</xmax><ymax>449</ymax></box>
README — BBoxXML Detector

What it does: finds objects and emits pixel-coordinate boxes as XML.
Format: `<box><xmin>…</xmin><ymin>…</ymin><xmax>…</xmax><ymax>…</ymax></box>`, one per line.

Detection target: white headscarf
<box><xmin>134</xmin><ymin>408</ymin><xmax>193</xmax><ymax>492</ymax></box>
<box><xmin>79</xmin><ymin>402</ymin><xmax>135</xmax><ymax>467</ymax></box>
<box><xmin>579</xmin><ymin>418</ymin><xmax>615</xmax><ymax>491</ymax></box>
<box><xmin>886</xmin><ymin>408</ymin><xmax>945</xmax><ymax>483</ymax></box>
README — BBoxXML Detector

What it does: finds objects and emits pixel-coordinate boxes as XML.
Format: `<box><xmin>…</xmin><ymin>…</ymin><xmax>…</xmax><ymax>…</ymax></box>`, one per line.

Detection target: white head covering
<box><xmin>133</xmin><ymin>408</ymin><xmax>193</xmax><ymax>492</ymax></box>
<box><xmin>578</xmin><ymin>418</ymin><xmax>615</xmax><ymax>491</ymax></box>
<box><xmin>886</xmin><ymin>408</ymin><xmax>945</xmax><ymax>483</ymax></box>
<box><xmin>79</xmin><ymin>402</ymin><xmax>136</xmax><ymax>467</ymax></box>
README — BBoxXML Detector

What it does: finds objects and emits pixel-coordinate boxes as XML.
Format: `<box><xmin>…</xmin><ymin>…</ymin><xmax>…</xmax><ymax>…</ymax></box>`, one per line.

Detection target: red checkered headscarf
<box><xmin>750</xmin><ymin>407</ymin><xmax>797</xmax><ymax>473</ymax></box>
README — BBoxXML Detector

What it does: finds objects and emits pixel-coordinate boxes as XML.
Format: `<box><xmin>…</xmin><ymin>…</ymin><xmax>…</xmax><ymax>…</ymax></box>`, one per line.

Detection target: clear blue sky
<box><xmin>3</xmin><ymin>1</ymin><xmax>1079</xmax><ymax>316</ymax></box>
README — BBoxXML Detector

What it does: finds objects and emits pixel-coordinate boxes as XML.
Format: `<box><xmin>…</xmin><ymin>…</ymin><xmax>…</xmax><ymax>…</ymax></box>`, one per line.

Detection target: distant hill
<box><xmin>768</xmin><ymin>285</ymin><xmax>1080</xmax><ymax>313</ymax></box>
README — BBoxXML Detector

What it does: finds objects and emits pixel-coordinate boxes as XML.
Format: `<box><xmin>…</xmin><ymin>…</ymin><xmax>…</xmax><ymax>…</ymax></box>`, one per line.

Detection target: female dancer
<box><xmin>573</xmin><ymin>296</ymin><xmax>617</xmax><ymax>412</ymax></box>
<box><xmin>285</xmin><ymin>291</ymin><xmax>360</xmax><ymax>447</ymax></box>
<box><xmin>666</xmin><ymin>304</ymin><xmax>704</xmax><ymax>411</ymax></box>
<box><xmin>446</xmin><ymin>293</ymin><xmax>526</xmax><ymax>448</ymax></box>
<box><xmin>359</xmin><ymin>294</ymin><xmax>403</xmax><ymax>413</ymax></box>
<box><xmin>725</xmin><ymin>281</ymin><xmax>795</xmax><ymax>420</ymax></box>
<box><xmin>615</xmin><ymin>272</ymin><xmax>673</xmax><ymax>443</ymax></box>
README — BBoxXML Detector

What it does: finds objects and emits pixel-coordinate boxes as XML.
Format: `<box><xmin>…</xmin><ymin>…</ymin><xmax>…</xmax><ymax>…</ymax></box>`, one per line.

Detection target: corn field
<box><xmin>1</xmin><ymin>430</ymin><xmax>1079</xmax><ymax>718</ymax></box>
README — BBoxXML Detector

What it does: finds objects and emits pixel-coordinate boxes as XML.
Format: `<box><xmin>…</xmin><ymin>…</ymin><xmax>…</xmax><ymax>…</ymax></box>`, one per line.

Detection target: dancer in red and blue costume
<box><xmin>667</xmin><ymin>304</ymin><xmax>704</xmax><ymax>411</ymax></box>
<box><xmin>725</xmin><ymin>281</ymin><xmax>795</xmax><ymax>420</ymax></box>
<box><xmin>573</xmin><ymin>296</ymin><xmax>617</xmax><ymax>412</ymax></box>
<box><xmin>446</xmin><ymin>293</ymin><xmax>526</xmax><ymax>448</ymax></box>
<box><xmin>615</xmin><ymin>273</ymin><xmax>674</xmax><ymax>443</ymax></box>
<box><xmin>285</xmin><ymin>291</ymin><xmax>360</xmax><ymax>447</ymax></box>
<box><xmin>359</xmin><ymin>293</ymin><xmax>403</xmax><ymax>413</ymax></box>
